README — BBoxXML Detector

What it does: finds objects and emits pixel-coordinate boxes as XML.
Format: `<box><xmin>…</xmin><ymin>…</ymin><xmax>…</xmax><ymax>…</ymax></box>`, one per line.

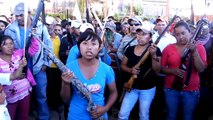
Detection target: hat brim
<box><xmin>136</xmin><ymin>28</ymin><xmax>150</xmax><ymax>34</ymax></box>
<box><xmin>156</xmin><ymin>18</ymin><xmax>167</xmax><ymax>23</ymax></box>
<box><xmin>105</xmin><ymin>26</ymin><xmax>114</xmax><ymax>31</ymax></box>
<box><xmin>13</xmin><ymin>11</ymin><xmax>24</xmax><ymax>16</ymax></box>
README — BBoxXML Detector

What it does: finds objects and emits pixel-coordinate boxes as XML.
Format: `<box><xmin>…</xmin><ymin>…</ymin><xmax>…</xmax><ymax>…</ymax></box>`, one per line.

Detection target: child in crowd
<box><xmin>0</xmin><ymin>71</ymin><xmax>29</xmax><ymax>120</ymax></box>
<box><xmin>0</xmin><ymin>35</ymin><xmax>39</xmax><ymax>120</ymax></box>
<box><xmin>61</xmin><ymin>31</ymin><xmax>118</xmax><ymax>120</ymax></box>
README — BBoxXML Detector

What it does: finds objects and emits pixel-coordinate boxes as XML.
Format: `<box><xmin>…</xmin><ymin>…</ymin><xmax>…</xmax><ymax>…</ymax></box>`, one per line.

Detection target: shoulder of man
<box><xmin>4</xmin><ymin>21</ymin><xmax>19</xmax><ymax>33</ymax></box>
<box><xmin>122</xmin><ymin>34</ymin><xmax>134</xmax><ymax>41</ymax></box>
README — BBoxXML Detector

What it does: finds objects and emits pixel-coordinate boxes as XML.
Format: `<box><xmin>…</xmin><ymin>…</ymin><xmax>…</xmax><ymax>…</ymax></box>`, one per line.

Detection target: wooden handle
<box><xmin>124</xmin><ymin>75</ymin><xmax>137</xmax><ymax>92</ymax></box>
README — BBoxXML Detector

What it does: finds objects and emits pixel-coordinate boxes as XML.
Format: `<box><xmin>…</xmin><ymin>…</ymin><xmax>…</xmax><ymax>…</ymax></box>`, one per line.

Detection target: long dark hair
<box><xmin>0</xmin><ymin>35</ymin><xmax>14</xmax><ymax>52</ymax></box>
<box><xmin>174</xmin><ymin>21</ymin><xmax>191</xmax><ymax>33</ymax></box>
<box><xmin>0</xmin><ymin>35</ymin><xmax>14</xmax><ymax>46</ymax></box>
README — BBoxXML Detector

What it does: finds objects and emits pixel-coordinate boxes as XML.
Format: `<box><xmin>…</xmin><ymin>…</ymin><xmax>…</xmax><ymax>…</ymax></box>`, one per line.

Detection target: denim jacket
<box><xmin>4</xmin><ymin>20</ymin><xmax>53</xmax><ymax>75</ymax></box>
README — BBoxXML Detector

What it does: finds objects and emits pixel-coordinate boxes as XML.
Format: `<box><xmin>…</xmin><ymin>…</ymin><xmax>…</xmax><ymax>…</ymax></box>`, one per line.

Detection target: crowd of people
<box><xmin>0</xmin><ymin>2</ymin><xmax>213</xmax><ymax>120</ymax></box>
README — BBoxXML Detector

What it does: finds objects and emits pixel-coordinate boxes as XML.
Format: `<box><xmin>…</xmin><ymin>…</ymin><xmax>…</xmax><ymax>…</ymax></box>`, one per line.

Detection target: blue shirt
<box><xmin>66</xmin><ymin>59</ymin><xmax>115</xmax><ymax>120</ymax></box>
<box><xmin>19</xmin><ymin>27</ymin><xmax>25</xmax><ymax>49</ymax></box>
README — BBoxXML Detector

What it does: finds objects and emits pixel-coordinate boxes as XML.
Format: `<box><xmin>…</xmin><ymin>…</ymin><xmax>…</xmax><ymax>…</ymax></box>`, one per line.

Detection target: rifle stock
<box><xmin>124</xmin><ymin>15</ymin><xmax>178</xmax><ymax>92</ymax></box>
<box><xmin>124</xmin><ymin>51</ymin><xmax>150</xmax><ymax>92</ymax></box>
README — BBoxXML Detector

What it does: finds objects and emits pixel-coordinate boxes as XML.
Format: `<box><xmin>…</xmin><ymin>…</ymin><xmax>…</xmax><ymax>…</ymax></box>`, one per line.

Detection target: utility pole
<box><xmin>166</xmin><ymin>0</ymin><xmax>170</xmax><ymax>19</ymax></box>
<box><xmin>130</xmin><ymin>0</ymin><xmax>134</xmax><ymax>17</ymax></box>
<box><xmin>86</xmin><ymin>0</ymin><xmax>90</xmax><ymax>23</ymax></box>
<box><xmin>190</xmin><ymin>0</ymin><xmax>195</xmax><ymax>25</ymax></box>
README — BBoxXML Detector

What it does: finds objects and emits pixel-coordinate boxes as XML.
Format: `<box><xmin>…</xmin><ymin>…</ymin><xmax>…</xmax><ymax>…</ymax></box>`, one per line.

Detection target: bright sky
<box><xmin>1</xmin><ymin>0</ymin><xmax>212</xmax><ymax>17</ymax></box>
<box><xmin>10</xmin><ymin>0</ymin><xmax>40</xmax><ymax>9</ymax></box>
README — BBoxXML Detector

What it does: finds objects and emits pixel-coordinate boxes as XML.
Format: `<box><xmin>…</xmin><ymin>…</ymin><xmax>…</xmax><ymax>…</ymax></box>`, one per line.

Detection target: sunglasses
<box><xmin>130</xmin><ymin>23</ymin><xmax>140</xmax><ymax>26</ymax></box>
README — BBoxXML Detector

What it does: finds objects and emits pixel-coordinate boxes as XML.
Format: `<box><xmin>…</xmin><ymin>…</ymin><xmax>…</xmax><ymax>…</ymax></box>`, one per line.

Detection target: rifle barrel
<box><xmin>154</xmin><ymin>15</ymin><xmax>177</xmax><ymax>45</ymax></box>
<box><xmin>182</xmin><ymin>21</ymin><xmax>204</xmax><ymax>60</ymax></box>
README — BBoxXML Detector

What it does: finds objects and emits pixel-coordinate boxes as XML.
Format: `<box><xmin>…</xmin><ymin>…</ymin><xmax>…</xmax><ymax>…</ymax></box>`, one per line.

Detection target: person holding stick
<box><xmin>61</xmin><ymin>31</ymin><xmax>117</xmax><ymax>120</ymax></box>
<box><xmin>4</xmin><ymin>2</ymin><xmax>53</xmax><ymax>119</ymax></box>
<box><xmin>0</xmin><ymin>35</ymin><xmax>39</xmax><ymax>120</ymax></box>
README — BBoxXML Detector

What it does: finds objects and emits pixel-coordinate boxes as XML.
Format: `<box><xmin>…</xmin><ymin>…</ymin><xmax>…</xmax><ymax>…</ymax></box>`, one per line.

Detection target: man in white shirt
<box><xmin>152</xmin><ymin>17</ymin><xmax>176</xmax><ymax>51</ymax></box>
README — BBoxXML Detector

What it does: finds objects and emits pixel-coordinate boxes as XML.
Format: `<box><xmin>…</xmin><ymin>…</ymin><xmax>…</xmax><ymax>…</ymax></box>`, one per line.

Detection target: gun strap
<box><xmin>123</xmin><ymin>37</ymin><xmax>136</xmax><ymax>53</ymax></box>
<box><xmin>184</xmin><ymin>56</ymin><xmax>193</xmax><ymax>86</ymax></box>
<box><xmin>33</xmin><ymin>3</ymin><xmax>45</xmax><ymax>68</ymax></box>
<box><xmin>33</xmin><ymin>30</ymin><xmax>43</xmax><ymax>67</ymax></box>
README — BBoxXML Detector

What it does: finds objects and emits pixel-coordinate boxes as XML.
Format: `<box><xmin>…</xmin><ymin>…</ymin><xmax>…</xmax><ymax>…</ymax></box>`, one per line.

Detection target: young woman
<box><xmin>0</xmin><ymin>35</ymin><xmax>38</xmax><ymax>120</ymax></box>
<box><xmin>118</xmin><ymin>24</ymin><xmax>162</xmax><ymax>120</ymax></box>
<box><xmin>61</xmin><ymin>31</ymin><xmax>118</xmax><ymax>120</ymax></box>
<box><xmin>161</xmin><ymin>21</ymin><xmax>207</xmax><ymax>120</ymax></box>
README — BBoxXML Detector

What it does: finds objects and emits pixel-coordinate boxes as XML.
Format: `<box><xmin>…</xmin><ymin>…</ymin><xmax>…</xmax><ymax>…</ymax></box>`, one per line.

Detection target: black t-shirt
<box><xmin>123</xmin><ymin>45</ymin><xmax>162</xmax><ymax>89</ymax></box>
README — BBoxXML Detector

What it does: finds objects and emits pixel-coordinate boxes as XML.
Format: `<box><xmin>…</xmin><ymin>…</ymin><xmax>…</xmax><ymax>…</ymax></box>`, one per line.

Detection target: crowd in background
<box><xmin>0</xmin><ymin>2</ymin><xmax>213</xmax><ymax>120</ymax></box>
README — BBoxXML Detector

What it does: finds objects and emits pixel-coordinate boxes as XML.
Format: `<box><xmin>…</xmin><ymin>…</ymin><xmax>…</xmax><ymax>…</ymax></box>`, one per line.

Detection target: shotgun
<box><xmin>172</xmin><ymin>20</ymin><xmax>204</xmax><ymax>90</ymax></box>
<box><xmin>24</xmin><ymin>0</ymin><xmax>45</xmax><ymax>74</ymax></box>
<box><xmin>124</xmin><ymin>15</ymin><xmax>178</xmax><ymax>92</ymax></box>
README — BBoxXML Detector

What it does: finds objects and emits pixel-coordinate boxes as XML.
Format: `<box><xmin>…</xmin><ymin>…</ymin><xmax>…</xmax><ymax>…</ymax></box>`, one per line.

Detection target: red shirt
<box><xmin>161</xmin><ymin>44</ymin><xmax>207</xmax><ymax>91</ymax></box>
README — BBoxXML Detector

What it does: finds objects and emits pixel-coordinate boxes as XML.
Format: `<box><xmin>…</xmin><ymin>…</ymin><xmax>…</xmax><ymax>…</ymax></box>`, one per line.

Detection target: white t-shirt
<box><xmin>152</xmin><ymin>32</ymin><xmax>176</xmax><ymax>52</ymax></box>
<box><xmin>0</xmin><ymin>101</ymin><xmax>10</xmax><ymax>120</ymax></box>
<box><xmin>0</xmin><ymin>73</ymin><xmax>11</xmax><ymax>120</ymax></box>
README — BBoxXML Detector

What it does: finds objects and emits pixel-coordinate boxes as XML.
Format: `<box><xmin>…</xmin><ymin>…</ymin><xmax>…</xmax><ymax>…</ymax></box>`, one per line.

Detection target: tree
<box><xmin>134</xmin><ymin>5</ymin><xmax>143</xmax><ymax>16</ymax></box>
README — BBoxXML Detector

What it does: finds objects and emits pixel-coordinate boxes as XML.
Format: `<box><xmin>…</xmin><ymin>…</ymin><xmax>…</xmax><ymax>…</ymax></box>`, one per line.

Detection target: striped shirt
<box><xmin>0</xmin><ymin>49</ymin><xmax>31</xmax><ymax>103</ymax></box>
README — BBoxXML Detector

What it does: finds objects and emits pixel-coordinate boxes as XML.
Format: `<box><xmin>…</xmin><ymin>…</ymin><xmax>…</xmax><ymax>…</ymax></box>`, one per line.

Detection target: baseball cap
<box><xmin>156</xmin><ymin>17</ymin><xmax>168</xmax><ymax>23</ymax></box>
<box><xmin>79</xmin><ymin>23</ymin><xmax>94</xmax><ymax>32</ymax></box>
<box><xmin>13</xmin><ymin>2</ymin><xmax>31</xmax><ymax>16</ymax></box>
<box><xmin>105</xmin><ymin>21</ymin><xmax>116</xmax><ymax>31</ymax></box>
<box><xmin>136</xmin><ymin>22</ymin><xmax>154</xmax><ymax>35</ymax></box>
<box><xmin>45</xmin><ymin>16</ymin><xmax>55</xmax><ymax>25</ymax></box>
<box><xmin>128</xmin><ymin>17</ymin><xmax>142</xmax><ymax>25</ymax></box>
<box><xmin>71</xmin><ymin>20</ymin><xmax>82</xmax><ymax>29</ymax></box>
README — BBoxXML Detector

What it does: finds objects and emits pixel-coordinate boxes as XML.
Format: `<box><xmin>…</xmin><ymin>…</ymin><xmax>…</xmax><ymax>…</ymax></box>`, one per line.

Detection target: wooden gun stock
<box><xmin>124</xmin><ymin>15</ymin><xmax>178</xmax><ymax>92</ymax></box>
<box><xmin>124</xmin><ymin>51</ymin><xmax>150</xmax><ymax>92</ymax></box>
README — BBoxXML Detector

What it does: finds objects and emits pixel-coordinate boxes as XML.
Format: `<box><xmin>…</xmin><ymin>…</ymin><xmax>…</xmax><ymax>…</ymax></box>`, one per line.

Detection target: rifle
<box><xmin>123</xmin><ymin>15</ymin><xmax>178</xmax><ymax>92</ymax></box>
<box><xmin>172</xmin><ymin>20</ymin><xmax>204</xmax><ymax>90</ymax></box>
<box><xmin>23</xmin><ymin>0</ymin><xmax>45</xmax><ymax>74</ymax></box>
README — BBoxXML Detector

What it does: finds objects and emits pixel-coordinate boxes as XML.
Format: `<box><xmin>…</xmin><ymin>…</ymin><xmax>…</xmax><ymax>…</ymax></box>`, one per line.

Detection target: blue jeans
<box><xmin>164</xmin><ymin>88</ymin><xmax>200</xmax><ymax>120</ymax></box>
<box><xmin>118</xmin><ymin>87</ymin><xmax>156</xmax><ymax>120</ymax></box>
<box><xmin>34</xmin><ymin>70</ymin><xmax>49</xmax><ymax>120</ymax></box>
